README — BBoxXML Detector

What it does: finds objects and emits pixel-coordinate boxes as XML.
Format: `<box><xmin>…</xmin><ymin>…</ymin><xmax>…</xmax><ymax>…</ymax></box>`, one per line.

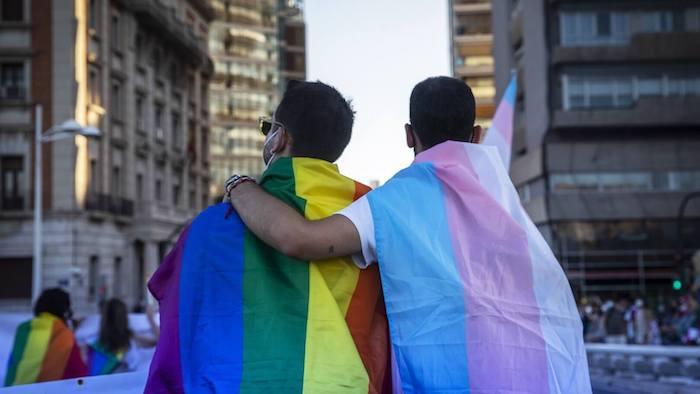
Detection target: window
<box><xmin>89</xmin><ymin>159</ymin><xmax>98</xmax><ymax>193</ymax></box>
<box><xmin>172</xmin><ymin>112</ymin><xmax>181</xmax><ymax>149</ymax></box>
<box><xmin>173</xmin><ymin>184</ymin><xmax>180</xmax><ymax>206</ymax></box>
<box><xmin>112</xmin><ymin>166</ymin><xmax>121</xmax><ymax>197</ymax></box>
<box><xmin>88</xmin><ymin>256</ymin><xmax>99</xmax><ymax>302</ymax></box>
<box><xmin>155</xmin><ymin>179</ymin><xmax>162</xmax><ymax>201</ymax></box>
<box><xmin>563</xmin><ymin>73</ymin><xmax>700</xmax><ymax>110</ymax></box>
<box><xmin>111</xmin><ymin>13</ymin><xmax>121</xmax><ymax>50</ymax></box>
<box><xmin>135</xmin><ymin>93</ymin><xmax>145</xmax><ymax>130</ymax></box>
<box><xmin>560</xmin><ymin>11</ymin><xmax>628</xmax><ymax>46</ymax></box>
<box><xmin>113</xmin><ymin>257</ymin><xmax>122</xmax><ymax>298</ymax></box>
<box><xmin>0</xmin><ymin>62</ymin><xmax>25</xmax><ymax>100</ymax></box>
<box><xmin>88</xmin><ymin>0</ymin><xmax>100</xmax><ymax>31</ymax></box>
<box><xmin>88</xmin><ymin>67</ymin><xmax>100</xmax><ymax>105</ymax></box>
<box><xmin>136</xmin><ymin>173</ymin><xmax>144</xmax><ymax>201</ymax></box>
<box><xmin>189</xmin><ymin>187</ymin><xmax>196</xmax><ymax>209</ymax></box>
<box><xmin>155</xmin><ymin>103</ymin><xmax>164</xmax><ymax>140</ymax></box>
<box><xmin>152</xmin><ymin>48</ymin><xmax>161</xmax><ymax>74</ymax></box>
<box><xmin>169</xmin><ymin>62</ymin><xmax>178</xmax><ymax>85</ymax></box>
<box><xmin>1</xmin><ymin>0</ymin><xmax>23</xmax><ymax>22</ymax></box>
<box><xmin>135</xmin><ymin>33</ymin><xmax>143</xmax><ymax>65</ymax></box>
<box><xmin>110</xmin><ymin>79</ymin><xmax>122</xmax><ymax>119</ymax></box>
<box><xmin>1</xmin><ymin>156</ymin><xmax>23</xmax><ymax>210</ymax></box>
<box><xmin>0</xmin><ymin>258</ymin><xmax>31</xmax><ymax>299</ymax></box>
<box><xmin>551</xmin><ymin>171</ymin><xmax>700</xmax><ymax>193</ymax></box>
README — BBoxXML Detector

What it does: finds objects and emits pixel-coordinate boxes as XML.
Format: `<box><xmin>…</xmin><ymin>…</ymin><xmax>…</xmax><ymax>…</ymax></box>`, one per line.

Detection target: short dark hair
<box><xmin>34</xmin><ymin>288</ymin><xmax>71</xmax><ymax>321</ymax></box>
<box><xmin>409</xmin><ymin>76</ymin><xmax>476</xmax><ymax>149</ymax></box>
<box><xmin>275</xmin><ymin>80</ymin><xmax>354</xmax><ymax>162</ymax></box>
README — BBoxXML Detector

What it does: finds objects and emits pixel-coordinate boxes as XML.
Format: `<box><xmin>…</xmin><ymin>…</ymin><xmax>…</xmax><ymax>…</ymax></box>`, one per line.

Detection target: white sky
<box><xmin>305</xmin><ymin>0</ymin><xmax>450</xmax><ymax>184</ymax></box>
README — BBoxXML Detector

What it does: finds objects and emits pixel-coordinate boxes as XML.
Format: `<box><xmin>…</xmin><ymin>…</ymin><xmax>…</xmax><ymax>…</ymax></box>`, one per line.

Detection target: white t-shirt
<box><xmin>336</xmin><ymin>195</ymin><xmax>377</xmax><ymax>269</ymax></box>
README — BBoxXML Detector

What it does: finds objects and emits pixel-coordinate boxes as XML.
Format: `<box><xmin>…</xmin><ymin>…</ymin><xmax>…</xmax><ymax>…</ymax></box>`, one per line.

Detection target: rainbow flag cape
<box><xmin>146</xmin><ymin>158</ymin><xmax>391</xmax><ymax>393</ymax></box>
<box><xmin>367</xmin><ymin>141</ymin><xmax>591</xmax><ymax>393</ymax></box>
<box><xmin>4</xmin><ymin>313</ymin><xmax>87</xmax><ymax>386</ymax></box>
<box><xmin>483</xmin><ymin>73</ymin><xmax>516</xmax><ymax>169</ymax></box>
<box><xmin>87</xmin><ymin>342</ymin><xmax>124</xmax><ymax>376</ymax></box>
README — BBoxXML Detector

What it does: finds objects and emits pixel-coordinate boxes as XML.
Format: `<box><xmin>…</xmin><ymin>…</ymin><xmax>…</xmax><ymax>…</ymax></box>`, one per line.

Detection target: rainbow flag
<box><xmin>483</xmin><ymin>73</ymin><xmax>516</xmax><ymax>169</ymax></box>
<box><xmin>146</xmin><ymin>158</ymin><xmax>391</xmax><ymax>393</ymax></box>
<box><xmin>4</xmin><ymin>313</ymin><xmax>87</xmax><ymax>386</ymax></box>
<box><xmin>87</xmin><ymin>342</ymin><xmax>124</xmax><ymax>376</ymax></box>
<box><xmin>367</xmin><ymin>141</ymin><xmax>591</xmax><ymax>392</ymax></box>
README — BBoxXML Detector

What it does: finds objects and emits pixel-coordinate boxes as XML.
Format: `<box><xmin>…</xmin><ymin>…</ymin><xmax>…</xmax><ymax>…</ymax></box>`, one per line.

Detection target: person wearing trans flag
<box><xmin>226</xmin><ymin>76</ymin><xmax>592</xmax><ymax>393</ymax></box>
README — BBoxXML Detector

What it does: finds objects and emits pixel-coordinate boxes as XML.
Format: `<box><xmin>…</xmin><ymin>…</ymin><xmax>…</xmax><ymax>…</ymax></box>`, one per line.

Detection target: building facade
<box><xmin>449</xmin><ymin>0</ymin><xmax>495</xmax><ymax>128</ymax></box>
<box><xmin>208</xmin><ymin>0</ymin><xmax>305</xmax><ymax>198</ymax></box>
<box><xmin>492</xmin><ymin>0</ymin><xmax>700</xmax><ymax>298</ymax></box>
<box><xmin>0</xmin><ymin>0</ymin><xmax>213</xmax><ymax>313</ymax></box>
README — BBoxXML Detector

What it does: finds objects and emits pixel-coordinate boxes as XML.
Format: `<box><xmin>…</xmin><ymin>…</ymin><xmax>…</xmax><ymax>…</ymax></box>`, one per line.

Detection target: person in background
<box><xmin>87</xmin><ymin>298</ymin><xmax>159</xmax><ymax>375</ymax></box>
<box><xmin>604</xmin><ymin>298</ymin><xmax>628</xmax><ymax>344</ymax></box>
<box><xmin>4</xmin><ymin>288</ymin><xmax>87</xmax><ymax>386</ymax></box>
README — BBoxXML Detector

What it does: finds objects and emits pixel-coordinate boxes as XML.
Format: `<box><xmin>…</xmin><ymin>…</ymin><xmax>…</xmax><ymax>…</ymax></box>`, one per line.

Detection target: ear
<box><xmin>405</xmin><ymin>124</ymin><xmax>415</xmax><ymax>149</ymax></box>
<box><xmin>270</xmin><ymin>128</ymin><xmax>288</xmax><ymax>152</ymax></box>
<box><xmin>470</xmin><ymin>125</ymin><xmax>483</xmax><ymax>144</ymax></box>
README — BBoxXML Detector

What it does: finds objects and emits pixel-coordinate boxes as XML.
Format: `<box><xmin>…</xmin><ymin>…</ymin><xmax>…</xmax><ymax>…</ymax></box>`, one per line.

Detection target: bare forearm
<box><xmin>228</xmin><ymin>182</ymin><xmax>311</xmax><ymax>258</ymax></box>
<box><xmin>228</xmin><ymin>182</ymin><xmax>361</xmax><ymax>260</ymax></box>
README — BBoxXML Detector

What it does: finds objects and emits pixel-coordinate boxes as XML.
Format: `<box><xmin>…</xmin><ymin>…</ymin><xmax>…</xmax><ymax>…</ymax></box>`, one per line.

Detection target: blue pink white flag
<box><xmin>483</xmin><ymin>73</ymin><xmax>517</xmax><ymax>169</ymax></box>
<box><xmin>366</xmin><ymin>141</ymin><xmax>591</xmax><ymax>392</ymax></box>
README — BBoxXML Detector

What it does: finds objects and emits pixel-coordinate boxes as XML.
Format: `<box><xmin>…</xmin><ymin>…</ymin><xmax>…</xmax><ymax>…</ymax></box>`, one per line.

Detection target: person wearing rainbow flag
<box><xmin>145</xmin><ymin>81</ymin><xmax>391</xmax><ymax>393</ymax></box>
<box><xmin>4</xmin><ymin>288</ymin><xmax>87</xmax><ymax>386</ymax></box>
<box><xmin>226</xmin><ymin>76</ymin><xmax>592</xmax><ymax>393</ymax></box>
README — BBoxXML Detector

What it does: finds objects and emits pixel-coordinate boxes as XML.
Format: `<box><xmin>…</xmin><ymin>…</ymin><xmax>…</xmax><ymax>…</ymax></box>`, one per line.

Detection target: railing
<box><xmin>587</xmin><ymin>344</ymin><xmax>700</xmax><ymax>382</ymax></box>
<box><xmin>85</xmin><ymin>193</ymin><xmax>134</xmax><ymax>217</ymax></box>
<box><xmin>559</xmin><ymin>249</ymin><xmax>683</xmax><ymax>295</ymax></box>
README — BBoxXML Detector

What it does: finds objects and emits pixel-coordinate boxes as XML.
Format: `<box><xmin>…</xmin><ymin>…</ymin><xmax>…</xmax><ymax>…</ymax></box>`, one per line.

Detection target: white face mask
<box><xmin>262</xmin><ymin>128</ymin><xmax>281</xmax><ymax>170</ymax></box>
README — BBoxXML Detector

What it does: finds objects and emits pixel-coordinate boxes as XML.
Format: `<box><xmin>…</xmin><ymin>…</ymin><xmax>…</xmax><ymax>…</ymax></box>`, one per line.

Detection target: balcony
<box><xmin>123</xmin><ymin>0</ymin><xmax>210</xmax><ymax>67</ymax></box>
<box><xmin>85</xmin><ymin>193</ymin><xmax>135</xmax><ymax>217</ymax></box>
<box><xmin>453</xmin><ymin>2</ymin><xmax>490</xmax><ymax>14</ymax></box>
<box><xmin>548</xmin><ymin>191</ymin><xmax>700</xmax><ymax>222</ymax></box>
<box><xmin>552</xmin><ymin>32</ymin><xmax>700</xmax><ymax>65</ymax></box>
<box><xmin>553</xmin><ymin>96</ymin><xmax>700</xmax><ymax>129</ymax></box>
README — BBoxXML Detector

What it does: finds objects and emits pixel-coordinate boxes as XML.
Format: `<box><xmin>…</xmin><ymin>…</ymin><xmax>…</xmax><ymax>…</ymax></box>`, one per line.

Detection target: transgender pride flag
<box><xmin>483</xmin><ymin>73</ymin><xmax>517</xmax><ymax>169</ymax></box>
<box><xmin>367</xmin><ymin>141</ymin><xmax>591</xmax><ymax>392</ymax></box>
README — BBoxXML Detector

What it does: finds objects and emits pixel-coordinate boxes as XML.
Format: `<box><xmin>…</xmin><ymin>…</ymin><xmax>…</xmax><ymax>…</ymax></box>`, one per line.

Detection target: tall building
<box><xmin>208</xmin><ymin>0</ymin><xmax>306</xmax><ymax>199</ymax></box>
<box><xmin>449</xmin><ymin>0</ymin><xmax>495</xmax><ymax>128</ymax></box>
<box><xmin>492</xmin><ymin>0</ymin><xmax>700</xmax><ymax>298</ymax></box>
<box><xmin>0</xmin><ymin>0</ymin><xmax>213</xmax><ymax>312</ymax></box>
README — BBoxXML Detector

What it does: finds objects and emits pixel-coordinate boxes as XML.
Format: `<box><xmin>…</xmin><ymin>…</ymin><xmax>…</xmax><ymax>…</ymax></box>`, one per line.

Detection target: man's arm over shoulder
<box><xmin>228</xmin><ymin>182</ymin><xmax>362</xmax><ymax>261</ymax></box>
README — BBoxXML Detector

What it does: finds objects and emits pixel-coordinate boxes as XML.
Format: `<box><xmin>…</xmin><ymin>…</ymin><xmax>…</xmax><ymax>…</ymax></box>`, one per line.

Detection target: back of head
<box><xmin>409</xmin><ymin>76</ymin><xmax>476</xmax><ymax>149</ymax></box>
<box><xmin>275</xmin><ymin>80</ymin><xmax>354</xmax><ymax>162</ymax></box>
<box><xmin>34</xmin><ymin>288</ymin><xmax>71</xmax><ymax>321</ymax></box>
<box><xmin>99</xmin><ymin>298</ymin><xmax>131</xmax><ymax>353</ymax></box>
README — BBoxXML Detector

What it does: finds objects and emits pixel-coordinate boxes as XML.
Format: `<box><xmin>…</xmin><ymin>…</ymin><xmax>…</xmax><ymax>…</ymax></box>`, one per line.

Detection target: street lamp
<box><xmin>33</xmin><ymin>105</ymin><xmax>101</xmax><ymax>301</ymax></box>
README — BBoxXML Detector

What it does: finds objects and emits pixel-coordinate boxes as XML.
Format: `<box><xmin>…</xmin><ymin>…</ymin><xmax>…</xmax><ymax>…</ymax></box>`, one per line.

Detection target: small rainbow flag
<box><xmin>146</xmin><ymin>158</ymin><xmax>391</xmax><ymax>393</ymax></box>
<box><xmin>4</xmin><ymin>313</ymin><xmax>87</xmax><ymax>386</ymax></box>
<box><xmin>87</xmin><ymin>342</ymin><xmax>124</xmax><ymax>376</ymax></box>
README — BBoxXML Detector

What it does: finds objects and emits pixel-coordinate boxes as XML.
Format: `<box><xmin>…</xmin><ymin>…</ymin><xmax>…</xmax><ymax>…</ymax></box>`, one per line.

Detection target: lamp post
<box><xmin>33</xmin><ymin>104</ymin><xmax>101</xmax><ymax>301</ymax></box>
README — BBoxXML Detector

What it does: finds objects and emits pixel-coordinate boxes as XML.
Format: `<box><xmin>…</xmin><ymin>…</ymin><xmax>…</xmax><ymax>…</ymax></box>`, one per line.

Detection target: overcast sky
<box><xmin>305</xmin><ymin>0</ymin><xmax>450</xmax><ymax>184</ymax></box>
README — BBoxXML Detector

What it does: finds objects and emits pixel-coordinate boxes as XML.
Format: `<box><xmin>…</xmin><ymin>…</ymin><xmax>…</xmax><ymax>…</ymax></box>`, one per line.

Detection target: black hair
<box><xmin>98</xmin><ymin>298</ymin><xmax>132</xmax><ymax>353</ymax></box>
<box><xmin>34</xmin><ymin>288</ymin><xmax>72</xmax><ymax>322</ymax></box>
<box><xmin>409</xmin><ymin>76</ymin><xmax>476</xmax><ymax>149</ymax></box>
<box><xmin>275</xmin><ymin>80</ymin><xmax>354</xmax><ymax>162</ymax></box>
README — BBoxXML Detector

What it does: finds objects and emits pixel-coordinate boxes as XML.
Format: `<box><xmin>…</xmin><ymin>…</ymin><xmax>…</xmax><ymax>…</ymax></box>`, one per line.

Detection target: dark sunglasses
<box><xmin>258</xmin><ymin>116</ymin><xmax>285</xmax><ymax>136</ymax></box>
